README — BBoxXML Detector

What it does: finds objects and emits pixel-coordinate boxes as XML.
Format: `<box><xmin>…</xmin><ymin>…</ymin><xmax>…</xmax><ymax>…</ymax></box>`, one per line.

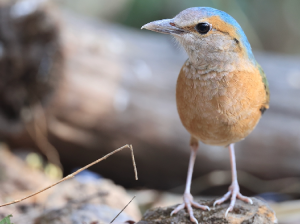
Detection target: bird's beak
<box><xmin>141</xmin><ymin>19</ymin><xmax>185</xmax><ymax>35</ymax></box>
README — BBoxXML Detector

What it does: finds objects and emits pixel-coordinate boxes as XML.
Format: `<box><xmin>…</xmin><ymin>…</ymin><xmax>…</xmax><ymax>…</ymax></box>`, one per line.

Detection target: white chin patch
<box><xmin>173</xmin><ymin>33</ymin><xmax>195</xmax><ymax>48</ymax></box>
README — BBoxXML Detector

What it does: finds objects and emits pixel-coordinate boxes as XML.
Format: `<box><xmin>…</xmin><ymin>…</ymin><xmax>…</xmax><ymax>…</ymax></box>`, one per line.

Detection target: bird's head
<box><xmin>142</xmin><ymin>7</ymin><xmax>255</xmax><ymax>67</ymax></box>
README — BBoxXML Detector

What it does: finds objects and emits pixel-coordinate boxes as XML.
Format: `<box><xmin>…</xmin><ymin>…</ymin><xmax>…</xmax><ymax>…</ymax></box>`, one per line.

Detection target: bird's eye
<box><xmin>195</xmin><ymin>23</ymin><xmax>211</xmax><ymax>34</ymax></box>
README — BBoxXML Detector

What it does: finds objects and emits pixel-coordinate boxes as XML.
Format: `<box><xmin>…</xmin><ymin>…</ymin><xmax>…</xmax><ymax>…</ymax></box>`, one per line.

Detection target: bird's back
<box><xmin>176</xmin><ymin>60</ymin><xmax>269</xmax><ymax>146</ymax></box>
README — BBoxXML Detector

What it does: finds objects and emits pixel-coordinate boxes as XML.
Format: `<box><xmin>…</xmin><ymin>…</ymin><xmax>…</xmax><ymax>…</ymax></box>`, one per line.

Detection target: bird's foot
<box><xmin>213</xmin><ymin>181</ymin><xmax>253</xmax><ymax>217</ymax></box>
<box><xmin>170</xmin><ymin>193</ymin><xmax>210</xmax><ymax>224</ymax></box>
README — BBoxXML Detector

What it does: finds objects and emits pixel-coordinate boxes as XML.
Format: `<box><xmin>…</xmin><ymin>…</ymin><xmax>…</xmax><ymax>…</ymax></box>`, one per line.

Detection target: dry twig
<box><xmin>0</xmin><ymin>144</ymin><xmax>138</xmax><ymax>208</ymax></box>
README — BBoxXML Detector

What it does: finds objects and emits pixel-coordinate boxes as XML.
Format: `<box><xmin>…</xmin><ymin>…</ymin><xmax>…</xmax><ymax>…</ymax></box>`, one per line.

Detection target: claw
<box><xmin>190</xmin><ymin>216</ymin><xmax>199</xmax><ymax>224</ymax></box>
<box><xmin>225</xmin><ymin>207</ymin><xmax>231</xmax><ymax>217</ymax></box>
<box><xmin>213</xmin><ymin>201</ymin><xmax>217</xmax><ymax>208</ymax></box>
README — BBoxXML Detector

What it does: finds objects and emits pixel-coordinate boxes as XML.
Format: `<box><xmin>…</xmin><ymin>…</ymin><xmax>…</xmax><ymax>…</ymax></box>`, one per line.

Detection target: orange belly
<box><xmin>176</xmin><ymin>66</ymin><xmax>268</xmax><ymax>146</ymax></box>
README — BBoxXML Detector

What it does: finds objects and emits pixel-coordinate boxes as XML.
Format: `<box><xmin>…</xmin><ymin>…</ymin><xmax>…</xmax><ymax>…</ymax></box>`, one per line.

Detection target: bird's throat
<box><xmin>182</xmin><ymin>59</ymin><xmax>230</xmax><ymax>81</ymax></box>
<box><xmin>183</xmin><ymin>55</ymin><xmax>255</xmax><ymax>81</ymax></box>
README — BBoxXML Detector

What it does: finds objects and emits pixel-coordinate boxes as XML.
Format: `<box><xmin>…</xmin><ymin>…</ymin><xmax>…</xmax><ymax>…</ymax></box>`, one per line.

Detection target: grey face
<box><xmin>141</xmin><ymin>7</ymin><xmax>253</xmax><ymax>71</ymax></box>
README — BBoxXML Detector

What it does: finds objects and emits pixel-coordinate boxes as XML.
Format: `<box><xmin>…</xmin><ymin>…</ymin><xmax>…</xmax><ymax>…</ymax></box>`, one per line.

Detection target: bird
<box><xmin>141</xmin><ymin>7</ymin><xmax>270</xmax><ymax>224</ymax></box>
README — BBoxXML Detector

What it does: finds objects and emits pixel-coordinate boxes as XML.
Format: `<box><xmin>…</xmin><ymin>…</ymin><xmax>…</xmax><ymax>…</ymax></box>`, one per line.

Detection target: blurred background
<box><xmin>0</xmin><ymin>0</ymin><xmax>299</xmax><ymax>223</ymax></box>
<box><xmin>59</xmin><ymin>0</ymin><xmax>300</xmax><ymax>54</ymax></box>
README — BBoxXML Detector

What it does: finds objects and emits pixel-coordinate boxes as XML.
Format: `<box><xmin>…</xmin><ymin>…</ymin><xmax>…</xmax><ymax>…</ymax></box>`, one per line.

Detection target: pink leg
<box><xmin>171</xmin><ymin>138</ymin><xmax>210</xmax><ymax>224</ymax></box>
<box><xmin>213</xmin><ymin>144</ymin><xmax>253</xmax><ymax>217</ymax></box>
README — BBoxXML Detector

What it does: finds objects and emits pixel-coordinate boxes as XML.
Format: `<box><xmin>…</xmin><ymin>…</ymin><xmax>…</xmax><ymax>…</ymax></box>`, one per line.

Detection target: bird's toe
<box><xmin>191</xmin><ymin>201</ymin><xmax>210</xmax><ymax>211</ymax></box>
<box><xmin>213</xmin><ymin>191</ymin><xmax>231</xmax><ymax>207</ymax></box>
<box><xmin>237</xmin><ymin>192</ymin><xmax>253</xmax><ymax>204</ymax></box>
<box><xmin>170</xmin><ymin>203</ymin><xmax>185</xmax><ymax>216</ymax></box>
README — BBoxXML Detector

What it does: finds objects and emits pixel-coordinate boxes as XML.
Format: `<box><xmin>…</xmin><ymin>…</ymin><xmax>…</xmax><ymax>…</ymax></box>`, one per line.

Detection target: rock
<box><xmin>38</xmin><ymin>177</ymin><xmax>141</xmax><ymax>221</ymax></box>
<box><xmin>137</xmin><ymin>198</ymin><xmax>277</xmax><ymax>224</ymax></box>
<box><xmin>32</xmin><ymin>177</ymin><xmax>141</xmax><ymax>224</ymax></box>
<box><xmin>34</xmin><ymin>204</ymin><xmax>135</xmax><ymax>224</ymax></box>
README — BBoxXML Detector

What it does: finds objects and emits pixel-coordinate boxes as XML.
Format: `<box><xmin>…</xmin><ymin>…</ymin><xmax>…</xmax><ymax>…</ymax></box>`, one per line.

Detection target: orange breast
<box><xmin>176</xmin><ymin>65</ymin><xmax>268</xmax><ymax>146</ymax></box>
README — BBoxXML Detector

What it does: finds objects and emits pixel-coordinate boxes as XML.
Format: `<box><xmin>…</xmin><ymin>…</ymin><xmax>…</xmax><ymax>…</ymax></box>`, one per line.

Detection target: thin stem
<box><xmin>110</xmin><ymin>195</ymin><xmax>136</xmax><ymax>223</ymax></box>
<box><xmin>0</xmin><ymin>144</ymin><xmax>138</xmax><ymax>208</ymax></box>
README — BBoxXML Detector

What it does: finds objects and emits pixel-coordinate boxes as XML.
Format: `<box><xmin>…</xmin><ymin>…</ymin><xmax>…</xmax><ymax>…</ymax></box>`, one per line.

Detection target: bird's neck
<box><xmin>184</xmin><ymin>53</ymin><xmax>256</xmax><ymax>80</ymax></box>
